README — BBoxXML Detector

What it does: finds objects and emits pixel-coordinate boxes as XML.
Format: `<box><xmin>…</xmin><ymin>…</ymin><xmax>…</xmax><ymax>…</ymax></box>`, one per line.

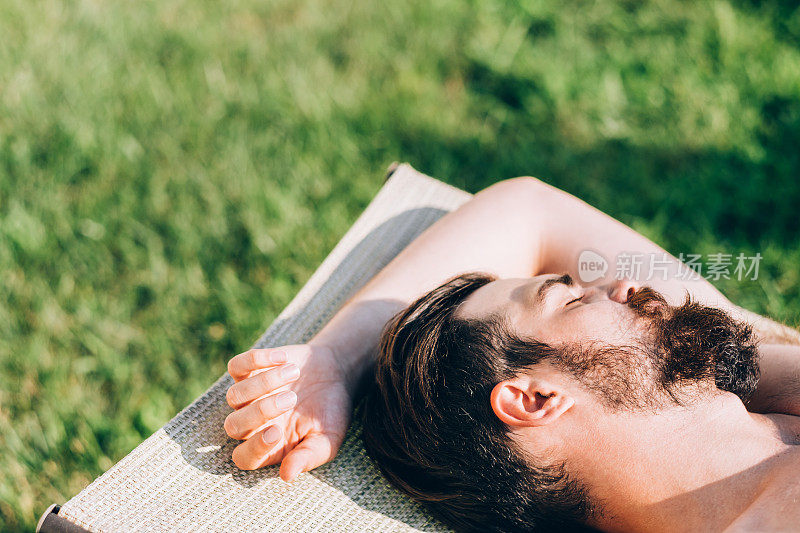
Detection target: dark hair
<box><xmin>361</xmin><ymin>272</ymin><xmax>593</xmax><ymax>532</ymax></box>
<box><xmin>627</xmin><ymin>287</ymin><xmax>760</xmax><ymax>403</ymax></box>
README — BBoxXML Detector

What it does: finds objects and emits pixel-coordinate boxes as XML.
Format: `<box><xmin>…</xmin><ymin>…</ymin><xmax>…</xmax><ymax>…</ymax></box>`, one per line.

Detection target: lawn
<box><xmin>2</xmin><ymin>0</ymin><xmax>800</xmax><ymax>529</ymax></box>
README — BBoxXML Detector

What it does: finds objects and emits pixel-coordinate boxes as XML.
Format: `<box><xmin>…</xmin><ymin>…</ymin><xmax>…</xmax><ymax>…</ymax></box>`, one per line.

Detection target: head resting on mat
<box><xmin>362</xmin><ymin>272</ymin><xmax>759</xmax><ymax>532</ymax></box>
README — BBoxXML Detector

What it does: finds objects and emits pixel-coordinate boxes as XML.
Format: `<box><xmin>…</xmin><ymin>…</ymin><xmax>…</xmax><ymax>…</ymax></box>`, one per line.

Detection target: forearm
<box><xmin>523</xmin><ymin>184</ymin><xmax>800</xmax><ymax>414</ymax></box>
<box><xmin>528</xmin><ymin>182</ymin><xmax>800</xmax><ymax>346</ymax></box>
<box><xmin>531</xmin><ymin>180</ymin><xmax>735</xmax><ymax>310</ymax></box>
<box><xmin>311</xmin><ymin>178</ymin><xmax>545</xmax><ymax>391</ymax></box>
<box><xmin>310</xmin><ymin>175</ymin><xmax>779</xmax><ymax>394</ymax></box>
<box><xmin>747</xmin><ymin>344</ymin><xmax>800</xmax><ymax>416</ymax></box>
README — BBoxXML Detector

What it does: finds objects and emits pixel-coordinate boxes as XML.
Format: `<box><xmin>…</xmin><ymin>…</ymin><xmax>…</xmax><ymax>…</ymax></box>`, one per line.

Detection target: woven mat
<box><xmin>59</xmin><ymin>164</ymin><xmax>467</xmax><ymax>532</ymax></box>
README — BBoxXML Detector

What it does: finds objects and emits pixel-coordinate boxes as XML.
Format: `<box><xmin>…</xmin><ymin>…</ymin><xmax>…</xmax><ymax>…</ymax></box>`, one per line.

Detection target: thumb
<box><xmin>279</xmin><ymin>432</ymin><xmax>342</xmax><ymax>482</ymax></box>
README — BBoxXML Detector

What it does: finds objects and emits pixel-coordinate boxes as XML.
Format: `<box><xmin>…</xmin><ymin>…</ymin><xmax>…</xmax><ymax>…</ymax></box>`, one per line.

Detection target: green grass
<box><xmin>2</xmin><ymin>0</ymin><xmax>800</xmax><ymax>529</ymax></box>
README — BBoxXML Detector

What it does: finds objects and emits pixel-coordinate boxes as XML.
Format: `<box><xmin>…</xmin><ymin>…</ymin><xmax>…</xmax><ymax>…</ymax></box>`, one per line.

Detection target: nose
<box><xmin>605</xmin><ymin>279</ymin><xmax>641</xmax><ymax>303</ymax></box>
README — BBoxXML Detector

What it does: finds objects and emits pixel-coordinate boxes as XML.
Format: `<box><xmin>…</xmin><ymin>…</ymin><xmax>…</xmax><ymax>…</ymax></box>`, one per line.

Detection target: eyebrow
<box><xmin>534</xmin><ymin>273</ymin><xmax>574</xmax><ymax>306</ymax></box>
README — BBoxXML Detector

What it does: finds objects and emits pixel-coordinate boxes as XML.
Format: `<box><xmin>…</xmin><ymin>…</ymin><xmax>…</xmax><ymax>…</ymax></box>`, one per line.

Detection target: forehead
<box><xmin>454</xmin><ymin>275</ymin><xmax>552</xmax><ymax>322</ymax></box>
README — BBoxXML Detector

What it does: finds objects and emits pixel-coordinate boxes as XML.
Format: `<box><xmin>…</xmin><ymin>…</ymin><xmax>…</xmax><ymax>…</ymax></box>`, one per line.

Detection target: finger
<box><xmin>224</xmin><ymin>391</ymin><xmax>297</xmax><ymax>440</ymax></box>
<box><xmin>226</xmin><ymin>364</ymin><xmax>300</xmax><ymax>409</ymax></box>
<box><xmin>228</xmin><ymin>348</ymin><xmax>288</xmax><ymax>381</ymax></box>
<box><xmin>279</xmin><ymin>432</ymin><xmax>342</xmax><ymax>482</ymax></box>
<box><xmin>227</xmin><ymin>345</ymin><xmax>312</xmax><ymax>381</ymax></box>
<box><xmin>231</xmin><ymin>425</ymin><xmax>284</xmax><ymax>470</ymax></box>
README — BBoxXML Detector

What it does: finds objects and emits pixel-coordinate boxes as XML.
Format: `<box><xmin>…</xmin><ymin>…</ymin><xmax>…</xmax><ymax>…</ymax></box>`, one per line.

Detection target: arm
<box><xmin>528</xmin><ymin>180</ymin><xmax>736</xmax><ymax>311</ymax></box>
<box><xmin>223</xmin><ymin>178</ymin><xmax>551</xmax><ymax>477</ymax></box>
<box><xmin>226</xmin><ymin>176</ymin><xmax>799</xmax><ymax>476</ymax></box>
<box><xmin>747</xmin><ymin>344</ymin><xmax>800</xmax><ymax>416</ymax></box>
<box><xmin>313</xmin><ymin>177</ymin><xmax>549</xmax><ymax>392</ymax></box>
<box><xmin>521</xmin><ymin>180</ymin><xmax>800</xmax><ymax>416</ymax></box>
<box><xmin>321</xmin><ymin>177</ymin><xmax>745</xmax><ymax>390</ymax></box>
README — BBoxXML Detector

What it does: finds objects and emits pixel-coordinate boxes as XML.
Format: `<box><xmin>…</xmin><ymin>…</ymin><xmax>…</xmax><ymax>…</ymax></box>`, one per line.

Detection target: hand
<box><xmin>224</xmin><ymin>343</ymin><xmax>353</xmax><ymax>481</ymax></box>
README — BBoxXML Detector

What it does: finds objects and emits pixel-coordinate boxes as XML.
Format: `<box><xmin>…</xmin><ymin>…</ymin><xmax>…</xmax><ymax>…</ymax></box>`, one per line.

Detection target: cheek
<box><xmin>545</xmin><ymin>305</ymin><xmax>639</xmax><ymax>346</ymax></box>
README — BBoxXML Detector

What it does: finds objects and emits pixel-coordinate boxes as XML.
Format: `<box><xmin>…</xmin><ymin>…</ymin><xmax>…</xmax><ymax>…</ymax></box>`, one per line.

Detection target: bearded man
<box><xmin>223</xmin><ymin>177</ymin><xmax>800</xmax><ymax>532</ymax></box>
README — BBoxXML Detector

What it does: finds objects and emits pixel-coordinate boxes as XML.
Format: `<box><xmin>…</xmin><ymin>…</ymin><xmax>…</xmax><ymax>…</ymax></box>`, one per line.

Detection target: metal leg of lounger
<box><xmin>37</xmin><ymin>505</ymin><xmax>90</xmax><ymax>533</ymax></box>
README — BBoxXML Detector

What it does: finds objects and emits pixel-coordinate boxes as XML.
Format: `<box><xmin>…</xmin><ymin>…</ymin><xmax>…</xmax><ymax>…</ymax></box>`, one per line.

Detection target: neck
<box><xmin>566</xmin><ymin>392</ymin><xmax>793</xmax><ymax>532</ymax></box>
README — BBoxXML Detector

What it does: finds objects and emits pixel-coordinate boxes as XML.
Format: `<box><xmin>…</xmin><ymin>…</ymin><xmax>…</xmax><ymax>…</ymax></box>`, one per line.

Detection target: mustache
<box><xmin>624</xmin><ymin>285</ymin><xmax>760</xmax><ymax>402</ymax></box>
<box><xmin>626</xmin><ymin>286</ymin><xmax>670</xmax><ymax>318</ymax></box>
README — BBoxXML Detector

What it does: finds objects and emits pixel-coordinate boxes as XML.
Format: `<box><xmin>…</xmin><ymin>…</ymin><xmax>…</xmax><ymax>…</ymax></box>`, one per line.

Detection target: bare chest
<box><xmin>727</xmin><ymin>450</ymin><xmax>800</xmax><ymax>531</ymax></box>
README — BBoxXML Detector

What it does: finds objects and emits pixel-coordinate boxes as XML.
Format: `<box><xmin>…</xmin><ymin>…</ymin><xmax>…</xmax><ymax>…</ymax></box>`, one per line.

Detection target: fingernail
<box><xmin>275</xmin><ymin>391</ymin><xmax>297</xmax><ymax>410</ymax></box>
<box><xmin>255</xmin><ymin>350</ymin><xmax>286</xmax><ymax>366</ymax></box>
<box><xmin>263</xmin><ymin>426</ymin><xmax>280</xmax><ymax>444</ymax></box>
<box><xmin>285</xmin><ymin>466</ymin><xmax>302</xmax><ymax>482</ymax></box>
<box><xmin>281</xmin><ymin>364</ymin><xmax>300</xmax><ymax>381</ymax></box>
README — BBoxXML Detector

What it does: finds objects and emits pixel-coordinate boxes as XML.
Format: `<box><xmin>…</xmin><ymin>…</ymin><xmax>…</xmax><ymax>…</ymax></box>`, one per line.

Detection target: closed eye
<box><xmin>565</xmin><ymin>296</ymin><xmax>583</xmax><ymax>307</ymax></box>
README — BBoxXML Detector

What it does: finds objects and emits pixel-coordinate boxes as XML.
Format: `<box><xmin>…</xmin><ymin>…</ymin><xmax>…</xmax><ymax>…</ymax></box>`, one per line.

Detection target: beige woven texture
<box><xmin>58</xmin><ymin>163</ymin><xmax>800</xmax><ymax>532</ymax></box>
<box><xmin>60</xmin><ymin>164</ymin><xmax>464</xmax><ymax>532</ymax></box>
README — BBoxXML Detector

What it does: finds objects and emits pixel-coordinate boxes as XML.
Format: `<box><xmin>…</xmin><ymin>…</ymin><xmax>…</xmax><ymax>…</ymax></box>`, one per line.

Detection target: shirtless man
<box><xmin>223</xmin><ymin>177</ymin><xmax>800</xmax><ymax>531</ymax></box>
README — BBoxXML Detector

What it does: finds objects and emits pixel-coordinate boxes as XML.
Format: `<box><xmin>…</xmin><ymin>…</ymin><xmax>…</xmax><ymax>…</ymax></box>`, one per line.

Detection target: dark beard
<box><xmin>626</xmin><ymin>287</ymin><xmax>760</xmax><ymax>403</ymax></box>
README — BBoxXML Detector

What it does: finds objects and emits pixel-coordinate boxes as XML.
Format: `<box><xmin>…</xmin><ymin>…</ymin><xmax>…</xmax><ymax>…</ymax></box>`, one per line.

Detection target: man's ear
<box><xmin>490</xmin><ymin>375</ymin><xmax>575</xmax><ymax>427</ymax></box>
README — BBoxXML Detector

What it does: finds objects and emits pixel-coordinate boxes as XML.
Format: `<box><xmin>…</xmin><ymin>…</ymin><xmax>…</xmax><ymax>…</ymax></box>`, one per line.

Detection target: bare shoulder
<box><xmin>725</xmin><ymin>447</ymin><xmax>800</xmax><ymax>532</ymax></box>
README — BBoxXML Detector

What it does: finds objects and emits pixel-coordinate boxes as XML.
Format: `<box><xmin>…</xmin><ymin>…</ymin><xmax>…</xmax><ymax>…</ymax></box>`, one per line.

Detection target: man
<box><xmin>362</xmin><ymin>272</ymin><xmax>800</xmax><ymax>531</ymax></box>
<box><xmin>223</xmin><ymin>177</ymin><xmax>800</xmax><ymax>531</ymax></box>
